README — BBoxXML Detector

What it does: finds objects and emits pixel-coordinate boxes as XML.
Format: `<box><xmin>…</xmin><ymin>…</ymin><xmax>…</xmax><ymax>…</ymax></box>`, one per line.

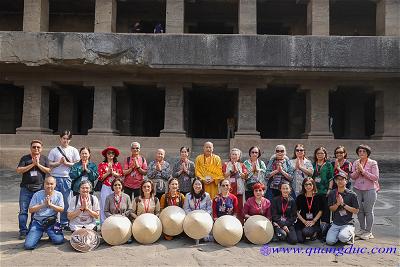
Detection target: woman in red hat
<box><xmin>98</xmin><ymin>146</ymin><xmax>123</xmax><ymax>224</ymax></box>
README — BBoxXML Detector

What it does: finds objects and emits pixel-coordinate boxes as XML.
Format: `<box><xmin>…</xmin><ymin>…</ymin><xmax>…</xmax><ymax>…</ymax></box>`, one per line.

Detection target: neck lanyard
<box><xmin>315</xmin><ymin>162</ymin><xmax>326</xmax><ymax>176</ymax></box>
<box><xmin>114</xmin><ymin>193</ymin><xmax>122</xmax><ymax>212</ymax></box>
<box><xmin>361</xmin><ymin>159</ymin><xmax>367</xmax><ymax>169</ymax></box>
<box><xmin>143</xmin><ymin>198</ymin><xmax>151</xmax><ymax>213</ymax></box>
<box><xmin>281</xmin><ymin>197</ymin><xmax>289</xmax><ymax>217</ymax></box>
<box><xmin>169</xmin><ymin>193</ymin><xmax>178</xmax><ymax>206</ymax></box>
<box><xmin>306</xmin><ymin>194</ymin><xmax>314</xmax><ymax>214</ymax></box>
<box><xmin>194</xmin><ymin>197</ymin><xmax>201</xmax><ymax>210</ymax></box>
<box><xmin>255</xmin><ymin>198</ymin><xmax>263</xmax><ymax>215</ymax></box>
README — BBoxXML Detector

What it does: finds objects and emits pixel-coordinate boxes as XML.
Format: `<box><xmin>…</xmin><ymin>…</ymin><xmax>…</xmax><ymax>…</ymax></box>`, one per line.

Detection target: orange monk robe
<box><xmin>195</xmin><ymin>153</ymin><xmax>224</xmax><ymax>199</ymax></box>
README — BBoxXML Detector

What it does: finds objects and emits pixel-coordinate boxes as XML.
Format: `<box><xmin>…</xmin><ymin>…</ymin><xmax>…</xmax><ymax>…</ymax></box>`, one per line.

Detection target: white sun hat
<box><xmin>183</xmin><ymin>210</ymin><xmax>213</xmax><ymax>240</ymax></box>
<box><xmin>159</xmin><ymin>206</ymin><xmax>186</xmax><ymax>236</ymax></box>
<box><xmin>244</xmin><ymin>215</ymin><xmax>274</xmax><ymax>245</ymax></box>
<box><xmin>213</xmin><ymin>215</ymin><xmax>243</xmax><ymax>247</ymax></box>
<box><xmin>132</xmin><ymin>213</ymin><xmax>163</xmax><ymax>244</ymax></box>
<box><xmin>101</xmin><ymin>215</ymin><xmax>132</xmax><ymax>246</ymax></box>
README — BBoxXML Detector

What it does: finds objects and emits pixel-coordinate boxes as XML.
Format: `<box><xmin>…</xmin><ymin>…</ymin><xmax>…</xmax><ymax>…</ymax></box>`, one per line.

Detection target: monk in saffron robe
<box><xmin>195</xmin><ymin>142</ymin><xmax>224</xmax><ymax>199</ymax></box>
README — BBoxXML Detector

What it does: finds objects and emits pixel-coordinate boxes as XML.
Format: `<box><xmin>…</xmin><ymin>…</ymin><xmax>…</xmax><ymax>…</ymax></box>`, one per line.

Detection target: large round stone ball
<box><xmin>132</xmin><ymin>213</ymin><xmax>163</xmax><ymax>244</ymax></box>
<box><xmin>244</xmin><ymin>215</ymin><xmax>274</xmax><ymax>245</ymax></box>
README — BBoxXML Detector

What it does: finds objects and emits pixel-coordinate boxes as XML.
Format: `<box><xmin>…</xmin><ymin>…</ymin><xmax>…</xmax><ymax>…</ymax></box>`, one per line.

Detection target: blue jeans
<box><xmin>326</xmin><ymin>223</ymin><xmax>355</xmax><ymax>245</ymax></box>
<box><xmin>24</xmin><ymin>220</ymin><xmax>64</xmax><ymax>249</ymax></box>
<box><xmin>55</xmin><ymin>176</ymin><xmax>72</xmax><ymax>226</ymax></box>
<box><xmin>18</xmin><ymin>187</ymin><xmax>35</xmax><ymax>235</ymax></box>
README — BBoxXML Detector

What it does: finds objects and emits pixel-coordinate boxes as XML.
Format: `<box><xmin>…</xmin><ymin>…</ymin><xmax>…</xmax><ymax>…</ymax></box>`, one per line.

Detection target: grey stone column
<box><xmin>160</xmin><ymin>83</ymin><xmax>186</xmax><ymax>137</ymax></box>
<box><xmin>238</xmin><ymin>0</ymin><xmax>257</xmax><ymax>34</ymax></box>
<box><xmin>57</xmin><ymin>92</ymin><xmax>75</xmax><ymax>133</ymax></box>
<box><xmin>376</xmin><ymin>0</ymin><xmax>400</xmax><ymax>36</ymax></box>
<box><xmin>372</xmin><ymin>86</ymin><xmax>400</xmax><ymax>139</ymax></box>
<box><xmin>23</xmin><ymin>0</ymin><xmax>49</xmax><ymax>32</ymax></box>
<box><xmin>235</xmin><ymin>85</ymin><xmax>260</xmax><ymax>138</ymax></box>
<box><xmin>166</xmin><ymin>0</ymin><xmax>184</xmax><ymax>33</ymax></box>
<box><xmin>95</xmin><ymin>0</ymin><xmax>117</xmax><ymax>33</ymax></box>
<box><xmin>87</xmin><ymin>83</ymin><xmax>119</xmax><ymax>135</ymax></box>
<box><xmin>307</xmin><ymin>0</ymin><xmax>329</xmax><ymax>35</ymax></box>
<box><xmin>301</xmin><ymin>84</ymin><xmax>333</xmax><ymax>139</ymax></box>
<box><xmin>16</xmin><ymin>82</ymin><xmax>52</xmax><ymax>134</ymax></box>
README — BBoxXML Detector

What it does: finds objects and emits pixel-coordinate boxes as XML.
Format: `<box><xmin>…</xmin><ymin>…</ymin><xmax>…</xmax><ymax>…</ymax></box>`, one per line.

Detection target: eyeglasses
<box><xmin>304</xmin><ymin>183</ymin><xmax>313</xmax><ymax>186</ymax></box>
<box><xmin>31</xmin><ymin>146</ymin><xmax>41</xmax><ymax>149</ymax></box>
<box><xmin>251</xmin><ymin>151</ymin><xmax>259</xmax><ymax>154</ymax></box>
<box><xmin>131</xmin><ymin>147</ymin><xmax>140</xmax><ymax>150</ymax></box>
<box><xmin>335</xmin><ymin>151</ymin><xmax>344</xmax><ymax>154</ymax></box>
<box><xmin>296</xmin><ymin>149</ymin><xmax>304</xmax><ymax>152</ymax></box>
<box><xmin>276</xmin><ymin>150</ymin><xmax>284</xmax><ymax>153</ymax></box>
<box><xmin>221</xmin><ymin>184</ymin><xmax>230</xmax><ymax>187</ymax></box>
<box><xmin>107</xmin><ymin>152</ymin><xmax>115</xmax><ymax>155</ymax></box>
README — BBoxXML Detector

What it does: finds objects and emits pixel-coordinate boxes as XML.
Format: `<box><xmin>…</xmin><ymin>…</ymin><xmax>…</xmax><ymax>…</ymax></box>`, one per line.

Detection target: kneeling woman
<box><xmin>67</xmin><ymin>180</ymin><xmax>100</xmax><ymax>231</ymax></box>
<box><xmin>271</xmin><ymin>182</ymin><xmax>297</xmax><ymax>244</ymax></box>
<box><xmin>295</xmin><ymin>177</ymin><xmax>323</xmax><ymax>243</ymax></box>
<box><xmin>212</xmin><ymin>179</ymin><xmax>238</xmax><ymax>221</ymax></box>
<box><xmin>243</xmin><ymin>182</ymin><xmax>271</xmax><ymax>220</ymax></box>
<box><xmin>104</xmin><ymin>178</ymin><xmax>133</xmax><ymax>219</ymax></box>
<box><xmin>131</xmin><ymin>180</ymin><xmax>160</xmax><ymax>219</ymax></box>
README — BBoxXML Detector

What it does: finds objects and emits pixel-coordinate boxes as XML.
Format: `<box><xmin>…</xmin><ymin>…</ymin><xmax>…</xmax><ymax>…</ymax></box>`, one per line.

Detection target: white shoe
<box><xmin>355</xmin><ymin>229</ymin><xmax>365</xmax><ymax>237</ymax></box>
<box><xmin>360</xmin><ymin>232</ymin><xmax>374</xmax><ymax>240</ymax></box>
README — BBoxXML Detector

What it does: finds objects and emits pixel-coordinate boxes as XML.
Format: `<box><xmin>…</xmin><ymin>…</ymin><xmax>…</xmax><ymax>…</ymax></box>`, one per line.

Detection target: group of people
<box><xmin>17</xmin><ymin>130</ymin><xmax>380</xmax><ymax>250</ymax></box>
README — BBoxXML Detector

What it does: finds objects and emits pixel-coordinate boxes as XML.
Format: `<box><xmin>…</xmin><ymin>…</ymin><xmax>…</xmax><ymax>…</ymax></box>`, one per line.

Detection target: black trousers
<box><xmin>124</xmin><ymin>187</ymin><xmax>140</xmax><ymax>200</ymax></box>
<box><xmin>274</xmin><ymin>225</ymin><xmax>298</xmax><ymax>245</ymax></box>
<box><xmin>296</xmin><ymin>225</ymin><xmax>320</xmax><ymax>243</ymax></box>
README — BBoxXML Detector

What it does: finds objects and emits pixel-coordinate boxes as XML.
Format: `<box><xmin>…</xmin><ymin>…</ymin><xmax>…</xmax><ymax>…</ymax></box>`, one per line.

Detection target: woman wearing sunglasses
<box><xmin>212</xmin><ymin>179</ymin><xmax>238</xmax><ymax>221</ymax></box>
<box><xmin>331</xmin><ymin>146</ymin><xmax>352</xmax><ymax>190</ymax></box>
<box><xmin>290</xmin><ymin>144</ymin><xmax>314</xmax><ymax>196</ymax></box>
<box><xmin>295</xmin><ymin>177</ymin><xmax>322</xmax><ymax>243</ymax></box>
<box><xmin>265</xmin><ymin>145</ymin><xmax>295</xmax><ymax>201</ymax></box>
<box><xmin>243</xmin><ymin>146</ymin><xmax>267</xmax><ymax>200</ymax></box>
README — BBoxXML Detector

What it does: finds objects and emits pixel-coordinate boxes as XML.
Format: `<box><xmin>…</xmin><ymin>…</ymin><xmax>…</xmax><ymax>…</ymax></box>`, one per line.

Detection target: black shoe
<box><xmin>18</xmin><ymin>233</ymin><xmax>26</xmax><ymax>240</ymax></box>
<box><xmin>62</xmin><ymin>225</ymin><xmax>71</xmax><ymax>232</ymax></box>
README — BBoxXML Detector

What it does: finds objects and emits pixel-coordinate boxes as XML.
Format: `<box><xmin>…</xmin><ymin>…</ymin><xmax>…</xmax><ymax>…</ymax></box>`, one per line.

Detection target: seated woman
<box><xmin>160</xmin><ymin>178</ymin><xmax>186</xmax><ymax>240</ymax></box>
<box><xmin>295</xmin><ymin>177</ymin><xmax>323</xmax><ymax>243</ymax></box>
<box><xmin>243</xmin><ymin>182</ymin><xmax>271</xmax><ymax>221</ymax></box>
<box><xmin>69</xmin><ymin>147</ymin><xmax>99</xmax><ymax>196</ymax></box>
<box><xmin>212</xmin><ymin>179</ymin><xmax>238</xmax><ymax>221</ymax></box>
<box><xmin>183</xmin><ymin>178</ymin><xmax>212</xmax><ymax>215</ymax></box>
<box><xmin>222</xmin><ymin>148</ymin><xmax>247</xmax><ymax>223</ymax></box>
<box><xmin>265</xmin><ymin>145</ymin><xmax>295</xmax><ymax>201</ymax></box>
<box><xmin>171</xmin><ymin>147</ymin><xmax>195</xmax><ymax>195</ymax></box>
<box><xmin>104</xmin><ymin>178</ymin><xmax>133</xmax><ymax>219</ymax></box>
<box><xmin>67</xmin><ymin>180</ymin><xmax>100</xmax><ymax>232</ymax></box>
<box><xmin>131</xmin><ymin>180</ymin><xmax>161</xmax><ymax>219</ymax></box>
<box><xmin>271</xmin><ymin>182</ymin><xmax>297</xmax><ymax>244</ymax></box>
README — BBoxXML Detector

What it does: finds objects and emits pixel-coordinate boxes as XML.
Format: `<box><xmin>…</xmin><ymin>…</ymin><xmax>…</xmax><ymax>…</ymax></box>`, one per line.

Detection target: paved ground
<box><xmin>0</xmin><ymin>168</ymin><xmax>399</xmax><ymax>266</ymax></box>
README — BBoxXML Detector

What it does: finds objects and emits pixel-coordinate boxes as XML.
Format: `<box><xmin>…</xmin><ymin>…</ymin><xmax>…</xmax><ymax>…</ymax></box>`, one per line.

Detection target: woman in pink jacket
<box><xmin>350</xmin><ymin>144</ymin><xmax>380</xmax><ymax>240</ymax></box>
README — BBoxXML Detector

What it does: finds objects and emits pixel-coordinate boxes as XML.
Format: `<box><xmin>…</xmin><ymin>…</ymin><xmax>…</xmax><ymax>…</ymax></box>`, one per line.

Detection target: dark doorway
<box><xmin>187</xmin><ymin>86</ymin><xmax>237</xmax><ymax>138</ymax></box>
<box><xmin>257</xmin><ymin>87</ymin><xmax>305</xmax><ymax>138</ymax></box>
<box><xmin>0</xmin><ymin>84</ymin><xmax>23</xmax><ymax>133</ymax></box>
<box><xmin>330</xmin><ymin>88</ymin><xmax>375</xmax><ymax>139</ymax></box>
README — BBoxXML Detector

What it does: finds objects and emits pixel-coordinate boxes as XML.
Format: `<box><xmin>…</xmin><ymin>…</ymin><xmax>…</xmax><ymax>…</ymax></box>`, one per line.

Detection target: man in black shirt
<box><xmin>16</xmin><ymin>140</ymin><xmax>50</xmax><ymax>239</ymax></box>
<box><xmin>326</xmin><ymin>171</ymin><xmax>359</xmax><ymax>245</ymax></box>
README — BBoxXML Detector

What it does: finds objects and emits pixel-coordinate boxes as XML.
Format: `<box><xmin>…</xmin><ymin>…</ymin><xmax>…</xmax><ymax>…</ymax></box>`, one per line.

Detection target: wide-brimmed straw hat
<box><xmin>101</xmin><ymin>146</ymin><xmax>120</xmax><ymax>157</ymax></box>
<box><xmin>101</xmin><ymin>215</ymin><xmax>132</xmax><ymax>246</ymax></box>
<box><xmin>131</xmin><ymin>213</ymin><xmax>162</xmax><ymax>244</ymax></box>
<box><xmin>183</xmin><ymin>210</ymin><xmax>213</xmax><ymax>240</ymax></box>
<box><xmin>159</xmin><ymin>206</ymin><xmax>186</xmax><ymax>236</ymax></box>
<box><xmin>212</xmin><ymin>215</ymin><xmax>243</xmax><ymax>247</ymax></box>
<box><xmin>70</xmin><ymin>228</ymin><xmax>100</xmax><ymax>252</ymax></box>
<box><xmin>244</xmin><ymin>215</ymin><xmax>274</xmax><ymax>245</ymax></box>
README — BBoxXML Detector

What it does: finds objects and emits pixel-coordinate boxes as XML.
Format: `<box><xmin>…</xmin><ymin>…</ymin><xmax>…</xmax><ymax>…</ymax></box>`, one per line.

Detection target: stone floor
<box><xmin>0</xmin><ymin>169</ymin><xmax>399</xmax><ymax>266</ymax></box>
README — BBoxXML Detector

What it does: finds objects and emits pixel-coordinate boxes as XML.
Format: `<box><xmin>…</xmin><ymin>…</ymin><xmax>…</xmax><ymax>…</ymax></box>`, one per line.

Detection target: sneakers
<box><xmin>18</xmin><ymin>233</ymin><xmax>26</xmax><ymax>240</ymax></box>
<box><xmin>360</xmin><ymin>232</ymin><xmax>374</xmax><ymax>240</ymax></box>
<box><xmin>355</xmin><ymin>229</ymin><xmax>365</xmax><ymax>237</ymax></box>
<box><xmin>203</xmin><ymin>235</ymin><xmax>214</xmax><ymax>242</ymax></box>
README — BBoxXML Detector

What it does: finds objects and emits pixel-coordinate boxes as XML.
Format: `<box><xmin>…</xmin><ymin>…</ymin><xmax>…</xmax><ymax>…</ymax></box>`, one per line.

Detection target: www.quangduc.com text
<box><xmin>260</xmin><ymin>244</ymin><xmax>398</xmax><ymax>257</ymax></box>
